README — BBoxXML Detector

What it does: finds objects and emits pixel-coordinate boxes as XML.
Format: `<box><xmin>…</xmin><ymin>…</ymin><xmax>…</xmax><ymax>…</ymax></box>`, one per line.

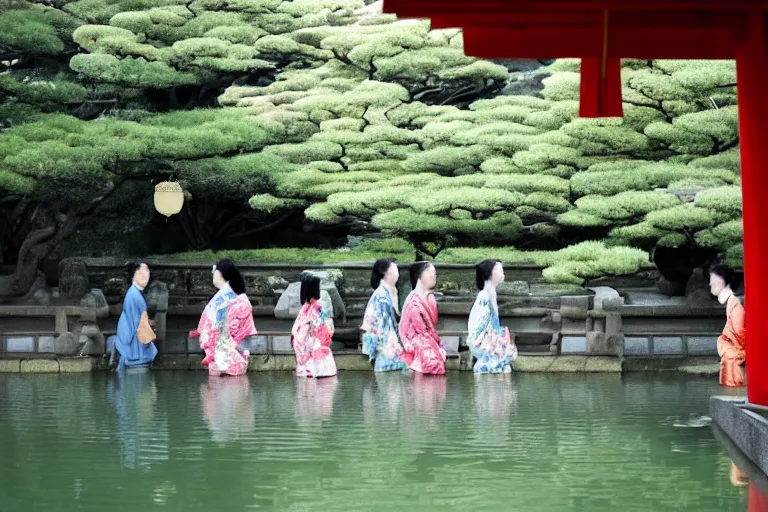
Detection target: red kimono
<box><xmin>398</xmin><ymin>292</ymin><xmax>447</xmax><ymax>375</ymax></box>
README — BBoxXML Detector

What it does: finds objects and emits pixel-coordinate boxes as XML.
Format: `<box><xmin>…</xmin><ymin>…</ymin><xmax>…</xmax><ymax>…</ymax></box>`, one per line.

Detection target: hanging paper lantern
<box><xmin>153</xmin><ymin>181</ymin><xmax>184</xmax><ymax>217</ymax></box>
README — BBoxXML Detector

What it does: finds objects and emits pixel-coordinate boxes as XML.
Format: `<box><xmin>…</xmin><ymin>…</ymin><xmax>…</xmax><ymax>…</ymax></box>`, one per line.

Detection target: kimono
<box><xmin>361</xmin><ymin>285</ymin><xmax>408</xmax><ymax>372</ymax></box>
<box><xmin>115</xmin><ymin>285</ymin><xmax>158</xmax><ymax>371</ymax></box>
<box><xmin>718</xmin><ymin>293</ymin><xmax>746</xmax><ymax>387</ymax></box>
<box><xmin>291</xmin><ymin>299</ymin><xmax>337</xmax><ymax>378</ymax></box>
<box><xmin>399</xmin><ymin>292</ymin><xmax>446</xmax><ymax>375</ymax></box>
<box><xmin>190</xmin><ymin>285</ymin><xmax>257</xmax><ymax>377</ymax></box>
<box><xmin>467</xmin><ymin>288</ymin><xmax>518</xmax><ymax>374</ymax></box>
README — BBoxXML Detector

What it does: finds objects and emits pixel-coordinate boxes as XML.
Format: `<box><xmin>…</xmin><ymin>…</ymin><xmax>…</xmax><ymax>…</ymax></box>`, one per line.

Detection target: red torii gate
<box><xmin>384</xmin><ymin>0</ymin><xmax>768</xmax><ymax>407</ymax></box>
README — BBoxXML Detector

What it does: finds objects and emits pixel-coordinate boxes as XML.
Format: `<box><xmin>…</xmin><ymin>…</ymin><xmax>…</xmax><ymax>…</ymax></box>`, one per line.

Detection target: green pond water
<box><xmin>0</xmin><ymin>371</ymin><xmax>750</xmax><ymax>511</ymax></box>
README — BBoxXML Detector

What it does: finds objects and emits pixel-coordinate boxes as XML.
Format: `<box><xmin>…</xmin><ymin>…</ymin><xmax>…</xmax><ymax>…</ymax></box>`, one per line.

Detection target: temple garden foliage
<box><xmin>0</xmin><ymin>0</ymin><xmax>743</xmax><ymax>296</ymax></box>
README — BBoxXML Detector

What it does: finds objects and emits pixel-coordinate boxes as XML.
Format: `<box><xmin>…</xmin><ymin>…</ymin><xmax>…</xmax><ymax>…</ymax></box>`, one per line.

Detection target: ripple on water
<box><xmin>0</xmin><ymin>371</ymin><xmax>749</xmax><ymax>511</ymax></box>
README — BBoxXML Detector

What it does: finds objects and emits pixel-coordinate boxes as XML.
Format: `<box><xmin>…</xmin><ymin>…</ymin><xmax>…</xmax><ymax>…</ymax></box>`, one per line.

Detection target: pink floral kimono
<box><xmin>190</xmin><ymin>286</ymin><xmax>257</xmax><ymax>376</ymax></box>
<box><xmin>291</xmin><ymin>299</ymin><xmax>337</xmax><ymax>378</ymax></box>
<box><xmin>399</xmin><ymin>292</ymin><xmax>447</xmax><ymax>375</ymax></box>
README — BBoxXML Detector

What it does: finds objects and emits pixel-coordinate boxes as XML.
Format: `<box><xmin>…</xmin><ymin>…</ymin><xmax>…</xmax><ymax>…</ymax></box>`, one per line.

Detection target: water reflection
<box><xmin>712</xmin><ymin>425</ymin><xmax>768</xmax><ymax>511</ymax></box>
<box><xmin>362</xmin><ymin>371</ymin><xmax>410</xmax><ymax>426</ymax></box>
<box><xmin>295</xmin><ymin>376</ymin><xmax>338</xmax><ymax>422</ymax></box>
<box><xmin>471</xmin><ymin>374</ymin><xmax>518</xmax><ymax>445</ymax></box>
<box><xmin>106</xmin><ymin>371</ymin><xmax>169</xmax><ymax>470</ymax></box>
<box><xmin>0</xmin><ymin>373</ymin><xmax>752</xmax><ymax>511</ymax></box>
<box><xmin>200</xmin><ymin>376</ymin><xmax>255</xmax><ymax>444</ymax></box>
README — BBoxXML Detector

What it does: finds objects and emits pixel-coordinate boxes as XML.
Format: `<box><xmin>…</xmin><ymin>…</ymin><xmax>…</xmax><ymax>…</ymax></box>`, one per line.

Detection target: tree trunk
<box><xmin>0</xmin><ymin>214</ymin><xmax>78</xmax><ymax>298</ymax></box>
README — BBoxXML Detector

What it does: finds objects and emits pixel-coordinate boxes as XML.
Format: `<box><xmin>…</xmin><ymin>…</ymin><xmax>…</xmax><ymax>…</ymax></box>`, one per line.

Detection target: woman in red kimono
<box><xmin>190</xmin><ymin>259</ymin><xmax>257</xmax><ymax>377</ymax></box>
<box><xmin>291</xmin><ymin>273</ymin><xmax>337</xmax><ymax>378</ymax></box>
<box><xmin>399</xmin><ymin>261</ymin><xmax>447</xmax><ymax>375</ymax></box>
<box><xmin>710</xmin><ymin>264</ymin><xmax>746</xmax><ymax>387</ymax></box>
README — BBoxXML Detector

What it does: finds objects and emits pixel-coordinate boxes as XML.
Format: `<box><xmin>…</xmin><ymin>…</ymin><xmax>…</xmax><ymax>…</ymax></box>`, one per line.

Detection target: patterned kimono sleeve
<box><xmin>468</xmin><ymin>299</ymin><xmax>493</xmax><ymax>348</ymax></box>
<box><xmin>361</xmin><ymin>297</ymin><xmax>380</xmax><ymax>357</ymax></box>
<box><xmin>227</xmin><ymin>296</ymin><xmax>257</xmax><ymax>345</ymax></box>
<box><xmin>316</xmin><ymin>308</ymin><xmax>335</xmax><ymax>348</ymax></box>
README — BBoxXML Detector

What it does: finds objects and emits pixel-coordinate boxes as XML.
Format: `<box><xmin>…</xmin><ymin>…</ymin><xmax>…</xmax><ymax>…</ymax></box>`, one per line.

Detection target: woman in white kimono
<box><xmin>466</xmin><ymin>259</ymin><xmax>517</xmax><ymax>374</ymax></box>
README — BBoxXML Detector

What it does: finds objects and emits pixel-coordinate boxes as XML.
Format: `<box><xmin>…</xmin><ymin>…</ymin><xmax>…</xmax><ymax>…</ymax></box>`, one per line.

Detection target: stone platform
<box><xmin>0</xmin><ymin>354</ymin><xmax>720</xmax><ymax>374</ymax></box>
<box><xmin>710</xmin><ymin>396</ymin><xmax>768</xmax><ymax>478</ymax></box>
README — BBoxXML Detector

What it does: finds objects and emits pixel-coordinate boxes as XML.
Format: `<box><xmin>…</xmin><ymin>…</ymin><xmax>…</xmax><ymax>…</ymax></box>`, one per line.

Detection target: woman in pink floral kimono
<box><xmin>291</xmin><ymin>274</ymin><xmax>337</xmax><ymax>378</ymax></box>
<box><xmin>190</xmin><ymin>259</ymin><xmax>257</xmax><ymax>377</ymax></box>
<box><xmin>399</xmin><ymin>262</ymin><xmax>447</xmax><ymax>375</ymax></box>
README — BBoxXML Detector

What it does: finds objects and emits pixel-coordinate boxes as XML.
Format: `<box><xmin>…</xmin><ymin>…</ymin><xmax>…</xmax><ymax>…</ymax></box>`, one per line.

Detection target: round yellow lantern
<box><xmin>154</xmin><ymin>181</ymin><xmax>185</xmax><ymax>217</ymax></box>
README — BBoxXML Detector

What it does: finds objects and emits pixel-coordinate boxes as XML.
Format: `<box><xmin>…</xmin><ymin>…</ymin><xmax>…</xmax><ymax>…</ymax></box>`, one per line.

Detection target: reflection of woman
<box><xmin>106</xmin><ymin>372</ymin><xmax>169</xmax><ymax>470</ymax></box>
<box><xmin>295</xmin><ymin>376</ymin><xmax>338</xmax><ymax>421</ymax></box>
<box><xmin>363</xmin><ymin>372</ymin><xmax>410</xmax><ymax>426</ymax></box>
<box><xmin>467</xmin><ymin>259</ymin><xmax>518</xmax><ymax>374</ymax></box>
<box><xmin>728</xmin><ymin>461</ymin><xmax>768</xmax><ymax>511</ymax></box>
<box><xmin>361</xmin><ymin>258</ymin><xmax>408</xmax><ymax>372</ymax></box>
<box><xmin>190</xmin><ymin>259</ymin><xmax>257</xmax><ymax>377</ymax></box>
<box><xmin>399</xmin><ymin>262</ymin><xmax>446</xmax><ymax>375</ymax></box>
<box><xmin>709</xmin><ymin>265</ymin><xmax>746</xmax><ymax>387</ymax></box>
<box><xmin>200</xmin><ymin>376</ymin><xmax>255</xmax><ymax>443</ymax></box>
<box><xmin>292</xmin><ymin>274</ymin><xmax>337</xmax><ymax>378</ymax></box>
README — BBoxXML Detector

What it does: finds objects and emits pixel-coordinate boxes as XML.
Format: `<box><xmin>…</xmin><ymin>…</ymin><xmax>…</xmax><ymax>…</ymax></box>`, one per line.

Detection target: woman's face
<box><xmin>134</xmin><ymin>264</ymin><xmax>150</xmax><ymax>288</ymax></box>
<box><xmin>384</xmin><ymin>262</ymin><xmax>399</xmax><ymax>285</ymax></box>
<box><xmin>709</xmin><ymin>273</ymin><xmax>727</xmax><ymax>296</ymax></box>
<box><xmin>419</xmin><ymin>264</ymin><xmax>437</xmax><ymax>290</ymax></box>
<box><xmin>212</xmin><ymin>265</ymin><xmax>227</xmax><ymax>290</ymax></box>
<box><xmin>491</xmin><ymin>262</ymin><xmax>505</xmax><ymax>286</ymax></box>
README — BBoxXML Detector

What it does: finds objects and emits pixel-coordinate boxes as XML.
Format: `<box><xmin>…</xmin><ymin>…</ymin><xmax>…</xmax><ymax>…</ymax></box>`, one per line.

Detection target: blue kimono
<box><xmin>361</xmin><ymin>285</ymin><xmax>408</xmax><ymax>372</ymax></box>
<box><xmin>114</xmin><ymin>285</ymin><xmax>158</xmax><ymax>371</ymax></box>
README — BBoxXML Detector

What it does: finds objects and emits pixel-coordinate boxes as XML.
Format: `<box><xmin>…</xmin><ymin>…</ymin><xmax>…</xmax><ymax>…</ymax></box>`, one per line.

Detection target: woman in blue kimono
<box><xmin>112</xmin><ymin>262</ymin><xmax>158</xmax><ymax>371</ymax></box>
<box><xmin>467</xmin><ymin>259</ymin><xmax>517</xmax><ymax>374</ymax></box>
<box><xmin>361</xmin><ymin>258</ymin><xmax>408</xmax><ymax>372</ymax></box>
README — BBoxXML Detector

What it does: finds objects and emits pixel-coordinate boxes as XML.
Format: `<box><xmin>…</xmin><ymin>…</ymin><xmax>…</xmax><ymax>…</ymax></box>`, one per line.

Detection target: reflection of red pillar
<box><xmin>736</xmin><ymin>12</ymin><xmax>768</xmax><ymax>407</ymax></box>
<box><xmin>749</xmin><ymin>482</ymin><xmax>768</xmax><ymax>512</ymax></box>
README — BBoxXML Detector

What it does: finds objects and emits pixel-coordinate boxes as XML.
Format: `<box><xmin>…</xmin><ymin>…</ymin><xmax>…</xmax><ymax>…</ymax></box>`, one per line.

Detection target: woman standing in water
<box><xmin>399</xmin><ymin>261</ymin><xmax>446</xmax><ymax>375</ymax></box>
<box><xmin>710</xmin><ymin>264</ymin><xmax>746</xmax><ymax>387</ymax></box>
<box><xmin>190</xmin><ymin>258</ymin><xmax>257</xmax><ymax>377</ymax></box>
<box><xmin>467</xmin><ymin>259</ymin><xmax>518</xmax><ymax>374</ymax></box>
<box><xmin>112</xmin><ymin>262</ymin><xmax>158</xmax><ymax>371</ymax></box>
<box><xmin>361</xmin><ymin>258</ymin><xmax>408</xmax><ymax>372</ymax></box>
<box><xmin>292</xmin><ymin>273</ymin><xmax>337</xmax><ymax>378</ymax></box>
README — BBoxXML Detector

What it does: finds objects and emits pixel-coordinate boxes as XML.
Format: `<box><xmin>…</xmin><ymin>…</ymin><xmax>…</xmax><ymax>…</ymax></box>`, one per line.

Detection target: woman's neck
<box><xmin>484</xmin><ymin>281</ymin><xmax>496</xmax><ymax>295</ymax></box>
<box><xmin>133</xmin><ymin>281</ymin><xmax>145</xmax><ymax>292</ymax></box>
<box><xmin>414</xmin><ymin>282</ymin><xmax>431</xmax><ymax>297</ymax></box>
<box><xmin>718</xmin><ymin>287</ymin><xmax>734</xmax><ymax>305</ymax></box>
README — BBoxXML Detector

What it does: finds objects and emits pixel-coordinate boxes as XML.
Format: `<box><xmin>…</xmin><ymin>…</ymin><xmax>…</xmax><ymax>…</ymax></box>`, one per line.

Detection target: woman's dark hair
<box><xmin>475</xmin><ymin>259</ymin><xmax>501</xmax><ymax>290</ymax></box>
<box><xmin>371</xmin><ymin>258</ymin><xmax>396</xmax><ymax>290</ymax></box>
<box><xmin>710</xmin><ymin>264</ymin><xmax>737</xmax><ymax>289</ymax></box>
<box><xmin>216</xmin><ymin>258</ymin><xmax>246</xmax><ymax>295</ymax></box>
<box><xmin>409</xmin><ymin>261</ymin><xmax>432</xmax><ymax>289</ymax></box>
<box><xmin>126</xmin><ymin>261</ymin><xmax>146</xmax><ymax>282</ymax></box>
<box><xmin>300</xmin><ymin>273</ymin><xmax>321</xmax><ymax>305</ymax></box>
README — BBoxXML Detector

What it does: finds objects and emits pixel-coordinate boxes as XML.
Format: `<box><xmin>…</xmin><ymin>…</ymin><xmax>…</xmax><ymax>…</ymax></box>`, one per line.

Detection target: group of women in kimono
<box><xmin>188</xmin><ymin>258</ymin><xmax>339</xmax><ymax>378</ymax></box>
<box><xmin>113</xmin><ymin>257</ymin><xmax>748</xmax><ymax>388</ymax></box>
<box><xmin>361</xmin><ymin>258</ymin><xmax>518</xmax><ymax>375</ymax></box>
<box><xmin>184</xmin><ymin>256</ymin><xmax>518</xmax><ymax>378</ymax></box>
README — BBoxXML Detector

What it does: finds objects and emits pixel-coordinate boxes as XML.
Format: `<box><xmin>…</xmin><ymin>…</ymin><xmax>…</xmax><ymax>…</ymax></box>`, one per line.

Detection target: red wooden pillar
<box><xmin>580</xmin><ymin>57</ymin><xmax>624</xmax><ymax>117</ymax></box>
<box><xmin>736</xmin><ymin>11</ymin><xmax>768</xmax><ymax>407</ymax></box>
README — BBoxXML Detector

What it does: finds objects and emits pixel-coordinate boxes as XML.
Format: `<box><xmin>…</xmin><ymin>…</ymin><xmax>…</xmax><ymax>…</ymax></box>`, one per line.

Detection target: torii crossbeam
<box><xmin>384</xmin><ymin>0</ymin><xmax>768</xmax><ymax>407</ymax></box>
